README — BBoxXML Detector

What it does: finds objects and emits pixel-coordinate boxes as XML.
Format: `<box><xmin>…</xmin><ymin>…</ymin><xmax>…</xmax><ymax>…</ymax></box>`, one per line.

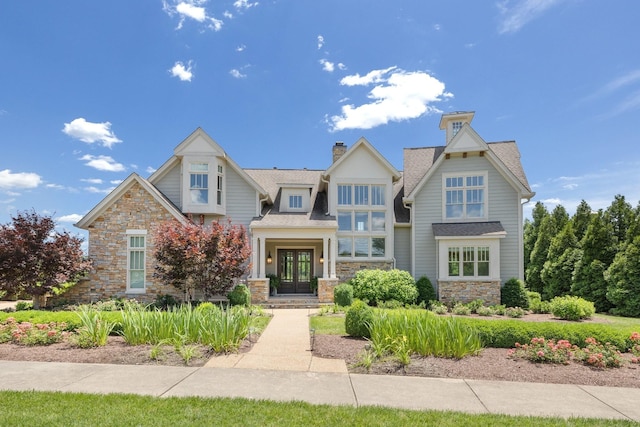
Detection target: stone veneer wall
<box><xmin>68</xmin><ymin>182</ymin><xmax>185</xmax><ymax>304</ymax></box>
<box><xmin>335</xmin><ymin>261</ymin><xmax>394</xmax><ymax>283</ymax></box>
<box><xmin>247</xmin><ymin>278</ymin><xmax>269</xmax><ymax>304</ymax></box>
<box><xmin>437</xmin><ymin>280</ymin><xmax>501</xmax><ymax>306</ymax></box>
<box><xmin>318</xmin><ymin>278</ymin><xmax>339</xmax><ymax>303</ymax></box>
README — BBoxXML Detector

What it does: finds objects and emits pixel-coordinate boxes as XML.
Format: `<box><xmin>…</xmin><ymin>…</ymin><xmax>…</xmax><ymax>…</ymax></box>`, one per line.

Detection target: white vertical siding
<box><xmin>154</xmin><ymin>163</ymin><xmax>181</xmax><ymax>209</ymax></box>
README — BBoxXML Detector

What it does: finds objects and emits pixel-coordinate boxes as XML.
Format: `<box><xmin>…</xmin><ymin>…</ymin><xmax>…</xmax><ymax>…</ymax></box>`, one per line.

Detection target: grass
<box><xmin>595</xmin><ymin>313</ymin><xmax>640</xmax><ymax>328</ymax></box>
<box><xmin>0</xmin><ymin>391</ymin><xmax>635</xmax><ymax>427</ymax></box>
<box><xmin>310</xmin><ymin>314</ymin><xmax>345</xmax><ymax>335</ymax></box>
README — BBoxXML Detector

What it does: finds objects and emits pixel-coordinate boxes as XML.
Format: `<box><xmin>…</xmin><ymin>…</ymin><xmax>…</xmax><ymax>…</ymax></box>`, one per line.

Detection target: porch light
<box><xmin>319</xmin><ymin>252</ymin><xmax>324</xmax><ymax>264</ymax></box>
<box><xmin>267</xmin><ymin>251</ymin><xmax>272</xmax><ymax>264</ymax></box>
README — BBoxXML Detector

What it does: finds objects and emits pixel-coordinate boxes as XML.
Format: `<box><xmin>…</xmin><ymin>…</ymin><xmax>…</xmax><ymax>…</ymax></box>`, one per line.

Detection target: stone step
<box><xmin>261</xmin><ymin>296</ymin><xmax>322</xmax><ymax>309</ymax></box>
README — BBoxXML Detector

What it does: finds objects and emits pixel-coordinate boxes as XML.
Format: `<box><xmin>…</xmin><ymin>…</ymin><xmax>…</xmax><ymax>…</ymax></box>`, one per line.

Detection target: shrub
<box><xmin>72</xmin><ymin>306</ymin><xmax>116</xmax><ymax>348</ymax></box>
<box><xmin>350</xmin><ymin>269</ymin><xmax>417</xmax><ymax>306</ymax></box>
<box><xmin>476</xmin><ymin>306</ymin><xmax>494</xmax><ymax>316</ymax></box>
<box><xmin>466</xmin><ymin>299</ymin><xmax>485</xmax><ymax>314</ymax></box>
<box><xmin>1</xmin><ymin>318</ymin><xmax>67</xmax><ymax>345</ymax></box>
<box><xmin>333</xmin><ymin>283</ymin><xmax>354</xmax><ymax>307</ymax></box>
<box><xmin>505</xmin><ymin>307</ymin><xmax>526</xmax><ymax>318</ymax></box>
<box><xmin>501</xmin><ymin>278</ymin><xmax>529</xmax><ymax>309</ymax></box>
<box><xmin>15</xmin><ymin>301</ymin><xmax>33</xmax><ymax>311</ymax></box>
<box><xmin>508</xmin><ymin>337</ymin><xmax>574</xmax><ymax>364</ymax></box>
<box><xmin>345</xmin><ymin>300</ymin><xmax>374</xmax><ymax>338</ymax></box>
<box><xmin>491</xmin><ymin>304</ymin><xmax>506</xmax><ymax>315</ymax></box>
<box><xmin>415</xmin><ymin>276</ymin><xmax>436</xmax><ymax>307</ymax></box>
<box><xmin>451</xmin><ymin>303</ymin><xmax>471</xmax><ymax>316</ymax></box>
<box><xmin>574</xmin><ymin>337</ymin><xmax>624</xmax><ymax>368</ymax></box>
<box><xmin>431</xmin><ymin>302</ymin><xmax>448</xmax><ymax>315</ymax></box>
<box><xmin>227</xmin><ymin>284</ymin><xmax>251</xmax><ymax>307</ymax></box>
<box><xmin>153</xmin><ymin>294</ymin><xmax>179</xmax><ymax>310</ymax></box>
<box><xmin>378</xmin><ymin>299</ymin><xmax>403</xmax><ymax>309</ymax></box>
<box><xmin>550</xmin><ymin>295</ymin><xmax>595</xmax><ymax>321</ymax></box>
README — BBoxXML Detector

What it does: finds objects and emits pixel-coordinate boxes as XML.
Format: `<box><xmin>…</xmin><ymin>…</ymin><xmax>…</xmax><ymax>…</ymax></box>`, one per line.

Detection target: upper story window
<box><xmin>190</xmin><ymin>163</ymin><xmax>209</xmax><ymax>204</ymax></box>
<box><xmin>216</xmin><ymin>165</ymin><xmax>223</xmax><ymax>206</ymax></box>
<box><xmin>444</xmin><ymin>173</ymin><xmax>487</xmax><ymax>220</ymax></box>
<box><xmin>289</xmin><ymin>195</ymin><xmax>302</xmax><ymax>209</ymax></box>
<box><xmin>452</xmin><ymin>121</ymin><xmax>463</xmax><ymax>137</ymax></box>
<box><xmin>337</xmin><ymin>183</ymin><xmax>387</xmax><ymax>258</ymax></box>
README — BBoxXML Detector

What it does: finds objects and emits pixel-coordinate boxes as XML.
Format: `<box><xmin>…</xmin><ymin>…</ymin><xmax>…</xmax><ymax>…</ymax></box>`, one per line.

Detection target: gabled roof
<box><xmin>148</xmin><ymin>127</ymin><xmax>270</xmax><ymax>204</ymax></box>
<box><xmin>75</xmin><ymin>173</ymin><xmax>186</xmax><ymax>229</ymax></box>
<box><xmin>403</xmin><ymin>141</ymin><xmax>534</xmax><ymax>202</ymax></box>
<box><xmin>444</xmin><ymin>123</ymin><xmax>489</xmax><ymax>154</ymax></box>
<box><xmin>323</xmin><ymin>137</ymin><xmax>401</xmax><ymax>182</ymax></box>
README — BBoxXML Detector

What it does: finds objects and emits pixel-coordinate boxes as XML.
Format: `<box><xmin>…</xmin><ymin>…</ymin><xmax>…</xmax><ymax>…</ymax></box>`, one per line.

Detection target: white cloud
<box><xmin>562</xmin><ymin>183</ymin><xmax>578</xmax><ymax>190</ymax></box>
<box><xmin>236</xmin><ymin>44</ymin><xmax>246</xmax><ymax>52</ymax></box>
<box><xmin>81</xmin><ymin>178</ymin><xmax>103</xmax><ymax>184</ymax></box>
<box><xmin>163</xmin><ymin>1</ymin><xmax>223</xmax><ymax>31</ymax></box>
<box><xmin>433</xmin><ymin>24</ymin><xmax>441</xmax><ymax>31</ymax></box>
<box><xmin>224</xmin><ymin>10</ymin><xmax>233</xmax><ymax>19</ymax></box>
<box><xmin>0</xmin><ymin>198</ymin><xmax>15</xmax><ymax>204</ymax></box>
<box><xmin>0</xmin><ymin>169</ymin><xmax>42</xmax><ymax>190</ymax></box>
<box><xmin>328</xmin><ymin>67</ymin><xmax>453</xmax><ymax>132</ymax></box>
<box><xmin>497</xmin><ymin>0</ymin><xmax>564</xmax><ymax>34</ymax></box>
<box><xmin>145</xmin><ymin>166</ymin><xmax>157</xmax><ymax>174</ymax></box>
<box><xmin>80</xmin><ymin>155</ymin><xmax>125</xmax><ymax>172</ymax></box>
<box><xmin>170</xmin><ymin>61</ymin><xmax>194</xmax><ymax>81</ymax></box>
<box><xmin>85</xmin><ymin>186</ymin><xmax>116</xmax><ymax>194</ymax></box>
<box><xmin>234</xmin><ymin>0</ymin><xmax>258</xmax><ymax>11</ymax></box>
<box><xmin>229</xmin><ymin>68</ymin><xmax>246</xmax><ymax>79</ymax></box>
<box><xmin>337</xmin><ymin>63</ymin><xmax>346</xmax><ymax>70</ymax></box>
<box><xmin>62</xmin><ymin>118</ymin><xmax>122</xmax><ymax>148</ymax></box>
<box><xmin>110</xmin><ymin>179</ymin><xmax>124</xmax><ymax>185</ymax></box>
<box><xmin>46</xmin><ymin>183</ymin><xmax>65</xmax><ymax>190</ymax></box>
<box><xmin>319</xmin><ymin>59</ymin><xmax>334</xmax><ymax>73</ymax></box>
<box><xmin>57</xmin><ymin>214</ymin><xmax>83</xmax><ymax>223</ymax></box>
<box><xmin>317</xmin><ymin>35</ymin><xmax>324</xmax><ymax>50</ymax></box>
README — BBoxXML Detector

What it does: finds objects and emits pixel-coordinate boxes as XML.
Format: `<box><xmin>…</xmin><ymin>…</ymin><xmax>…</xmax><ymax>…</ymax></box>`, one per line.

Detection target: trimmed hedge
<box><xmin>500</xmin><ymin>278</ymin><xmax>529</xmax><ymax>309</ymax></box>
<box><xmin>345</xmin><ymin>300</ymin><xmax>374</xmax><ymax>338</ymax></box>
<box><xmin>227</xmin><ymin>284</ymin><xmax>251</xmax><ymax>306</ymax></box>
<box><xmin>350</xmin><ymin>269</ymin><xmax>418</xmax><ymax>306</ymax></box>
<box><xmin>415</xmin><ymin>276</ymin><xmax>436</xmax><ymax>307</ymax></box>
<box><xmin>333</xmin><ymin>283</ymin><xmax>354</xmax><ymax>307</ymax></box>
<box><xmin>455</xmin><ymin>317</ymin><xmax>634</xmax><ymax>351</ymax></box>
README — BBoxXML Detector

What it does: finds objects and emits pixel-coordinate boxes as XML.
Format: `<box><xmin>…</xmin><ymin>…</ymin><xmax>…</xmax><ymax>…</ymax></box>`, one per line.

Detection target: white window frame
<box><xmin>216</xmin><ymin>164</ymin><xmax>224</xmax><ymax>206</ymax></box>
<box><xmin>442</xmin><ymin>172</ymin><xmax>488</xmax><ymax>221</ymax></box>
<box><xmin>436</xmin><ymin>238</ymin><xmax>501</xmax><ymax>281</ymax></box>
<box><xmin>336</xmin><ymin>183</ymin><xmax>387</xmax><ymax>259</ymax></box>
<box><xmin>189</xmin><ymin>163</ymin><xmax>209</xmax><ymax>205</ymax></box>
<box><xmin>126</xmin><ymin>230</ymin><xmax>147</xmax><ymax>294</ymax></box>
<box><xmin>289</xmin><ymin>194</ymin><xmax>303</xmax><ymax>210</ymax></box>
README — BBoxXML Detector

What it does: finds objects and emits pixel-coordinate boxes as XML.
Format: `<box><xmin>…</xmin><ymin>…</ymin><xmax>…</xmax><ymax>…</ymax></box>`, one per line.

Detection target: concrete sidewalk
<box><xmin>1</xmin><ymin>307</ymin><xmax>639</xmax><ymax>421</ymax></box>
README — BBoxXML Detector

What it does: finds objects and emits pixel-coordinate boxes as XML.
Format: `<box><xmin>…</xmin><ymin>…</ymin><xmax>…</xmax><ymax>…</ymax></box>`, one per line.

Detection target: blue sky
<box><xmin>1</xmin><ymin>0</ymin><xmax>640</xmax><ymax>243</ymax></box>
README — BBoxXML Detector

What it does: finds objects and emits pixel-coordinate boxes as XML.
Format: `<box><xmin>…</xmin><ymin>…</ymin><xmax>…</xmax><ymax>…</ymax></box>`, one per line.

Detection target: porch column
<box><xmin>259</xmin><ymin>236</ymin><xmax>266</xmax><ymax>278</ymax></box>
<box><xmin>322</xmin><ymin>236</ymin><xmax>329</xmax><ymax>278</ymax></box>
<box><xmin>330</xmin><ymin>237</ymin><xmax>337</xmax><ymax>279</ymax></box>
<box><xmin>251</xmin><ymin>236</ymin><xmax>259</xmax><ymax>278</ymax></box>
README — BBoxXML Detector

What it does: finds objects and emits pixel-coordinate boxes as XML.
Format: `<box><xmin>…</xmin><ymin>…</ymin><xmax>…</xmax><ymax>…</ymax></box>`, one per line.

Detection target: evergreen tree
<box><xmin>605</xmin><ymin>235</ymin><xmax>640</xmax><ymax>317</ymax></box>
<box><xmin>524</xmin><ymin>202</ymin><xmax>548</xmax><ymax>275</ymax></box>
<box><xmin>527</xmin><ymin>205</ymin><xmax>568</xmax><ymax>295</ymax></box>
<box><xmin>605</xmin><ymin>194</ymin><xmax>633</xmax><ymax>245</ymax></box>
<box><xmin>572</xmin><ymin>200</ymin><xmax>592</xmax><ymax>242</ymax></box>
<box><xmin>540</xmin><ymin>222</ymin><xmax>578</xmax><ymax>299</ymax></box>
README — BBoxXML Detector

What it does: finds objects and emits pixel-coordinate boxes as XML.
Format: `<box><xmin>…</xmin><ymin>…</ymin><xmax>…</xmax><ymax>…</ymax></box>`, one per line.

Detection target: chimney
<box><xmin>332</xmin><ymin>141</ymin><xmax>347</xmax><ymax>163</ymax></box>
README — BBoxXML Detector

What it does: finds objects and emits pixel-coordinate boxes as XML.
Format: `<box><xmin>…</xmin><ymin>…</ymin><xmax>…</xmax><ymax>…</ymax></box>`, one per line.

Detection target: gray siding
<box><xmin>225</xmin><ymin>166</ymin><xmax>257</xmax><ymax>228</ymax></box>
<box><xmin>412</xmin><ymin>155</ymin><xmax>523</xmax><ymax>285</ymax></box>
<box><xmin>154</xmin><ymin>163</ymin><xmax>181</xmax><ymax>209</ymax></box>
<box><xmin>393</xmin><ymin>226</ymin><xmax>411</xmax><ymax>272</ymax></box>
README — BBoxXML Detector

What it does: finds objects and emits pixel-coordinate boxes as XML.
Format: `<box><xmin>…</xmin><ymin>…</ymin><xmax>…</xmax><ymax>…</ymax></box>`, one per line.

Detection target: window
<box><xmin>127</xmin><ymin>234</ymin><xmax>146</xmax><ymax>292</ymax></box>
<box><xmin>452</xmin><ymin>121</ymin><xmax>463</xmax><ymax>136</ymax></box>
<box><xmin>216</xmin><ymin>165</ymin><xmax>223</xmax><ymax>206</ymax></box>
<box><xmin>289</xmin><ymin>195</ymin><xmax>302</xmax><ymax>209</ymax></box>
<box><xmin>336</xmin><ymin>183</ymin><xmax>386</xmax><ymax>258</ymax></box>
<box><xmin>447</xmin><ymin>246</ymin><xmax>490</xmax><ymax>278</ymax></box>
<box><xmin>444</xmin><ymin>173</ymin><xmax>486</xmax><ymax>219</ymax></box>
<box><xmin>190</xmin><ymin>163</ymin><xmax>208</xmax><ymax>204</ymax></box>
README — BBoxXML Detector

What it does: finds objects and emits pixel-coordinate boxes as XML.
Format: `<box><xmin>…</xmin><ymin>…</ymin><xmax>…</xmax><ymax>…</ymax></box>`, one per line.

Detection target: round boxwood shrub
<box><xmin>351</xmin><ymin>269</ymin><xmax>418</xmax><ymax>306</ymax></box>
<box><xmin>333</xmin><ymin>283</ymin><xmax>354</xmax><ymax>307</ymax></box>
<box><xmin>227</xmin><ymin>284</ymin><xmax>251</xmax><ymax>306</ymax></box>
<box><xmin>501</xmin><ymin>278</ymin><xmax>530</xmax><ymax>309</ymax></box>
<box><xmin>415</xmin><ymin>276</ymin><xmax>436</xmax><ymax>307</ymax></box>
<box><xmin>549</xmin><ymin>295</ymin><xmax>595</xmax><ymax>321</ymax></box>
<box><xmin>345</xmin><ymin>299</ymin><xmax>374</xmax><ymax>338</ymax></box>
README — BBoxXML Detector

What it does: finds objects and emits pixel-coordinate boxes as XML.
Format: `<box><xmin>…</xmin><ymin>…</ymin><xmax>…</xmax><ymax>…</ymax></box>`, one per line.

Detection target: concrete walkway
<box><xmin>1</xmin><ymin>307</ymin><xmax>640</xmax><ymax>421</ymax></box>
<box><xmin>205</xmin><ymin>308</ymin><xmax>347</xmax><ymax>373</ymax></box>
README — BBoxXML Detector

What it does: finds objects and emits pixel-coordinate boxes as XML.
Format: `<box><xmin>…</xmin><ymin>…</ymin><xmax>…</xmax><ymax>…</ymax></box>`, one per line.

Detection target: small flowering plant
<box><xmin>507</xmin><ymin>337</ymin><xmax>575</xmax><ymax>365</ymax></box>
<box><xmin>574</xmin><ymin>337</ymin><xmax>624</xmax><ymax>369</ymax></box>
<box><xmin>0</xmin><ymin>318</ymin><xmax>67</xmax><ymax>346</ymax></box>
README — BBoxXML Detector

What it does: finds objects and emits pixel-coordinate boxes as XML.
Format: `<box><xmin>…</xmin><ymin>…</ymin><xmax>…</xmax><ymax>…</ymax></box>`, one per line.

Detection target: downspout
<box><xmin>402</xmin><ymin>199</ymin><xmax>414</xmax><ymax>278</ymax></box>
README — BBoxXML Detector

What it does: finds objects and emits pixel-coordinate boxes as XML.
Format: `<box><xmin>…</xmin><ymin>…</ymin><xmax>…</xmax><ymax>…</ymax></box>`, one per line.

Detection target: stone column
<box><xmin>247</xmin><ymin>277</ymin><xmax>269</xmax><ymax>304</ymax></box>
<box><xmin>318</xmin><ymin>278</ymin><xmax>340</xmax><ymax>303</ymax></box>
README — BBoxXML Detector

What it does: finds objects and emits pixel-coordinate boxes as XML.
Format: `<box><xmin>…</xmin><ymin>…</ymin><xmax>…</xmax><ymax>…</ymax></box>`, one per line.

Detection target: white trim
<box><xmin>126</xmin><ymin>233</ymin><xmax>147</xmax><ymax>294</ymax></box>
<box><xmin>441</xmin><ymin>171</ymin><xmax>489</xmax><ymax>222</ymax></box>
<box><xmin>437</xmin><ymin>238</ymin><xmax>501</xmax><ymax>281</ymax></box>
<box><xmin>126</xmin><ymin>229</ymin><xmax>147</xmax><ymax>235</ymax></box>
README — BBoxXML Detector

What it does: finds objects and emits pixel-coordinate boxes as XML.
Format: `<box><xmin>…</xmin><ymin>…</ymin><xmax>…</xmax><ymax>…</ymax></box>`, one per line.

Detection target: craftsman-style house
<box><xmin>71</xmin><ymin>111</ymin><xmax>534</xmax><ymax>305</ymax></box>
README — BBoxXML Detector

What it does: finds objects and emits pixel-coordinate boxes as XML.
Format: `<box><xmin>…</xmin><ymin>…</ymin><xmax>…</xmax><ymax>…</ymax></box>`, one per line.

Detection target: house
<box><xmin>70</xmin><ymin>111</ymin><xmax>534</xmax><ymax>306</ymax></box>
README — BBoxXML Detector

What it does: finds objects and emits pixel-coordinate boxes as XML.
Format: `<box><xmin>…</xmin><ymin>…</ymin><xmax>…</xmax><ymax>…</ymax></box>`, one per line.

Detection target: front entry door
<box><xmin>278</xmin><ymin>249</ymin><xmax>313</xmax><ymax>294</ymax></box>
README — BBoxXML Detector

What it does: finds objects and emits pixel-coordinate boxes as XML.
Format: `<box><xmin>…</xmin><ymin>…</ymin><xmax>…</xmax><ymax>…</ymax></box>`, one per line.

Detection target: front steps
<box><xmin>261</xmin><ymin>295</ymin><xmax>322</xmax><ymax>309</ymax></box>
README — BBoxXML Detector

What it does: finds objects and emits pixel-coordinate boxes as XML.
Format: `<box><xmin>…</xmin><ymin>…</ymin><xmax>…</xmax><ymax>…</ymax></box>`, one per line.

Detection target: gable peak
<box><xmin>439</xmin><ymin>111</ymin><xmax>475</xmax><ymax>145</ymax></box>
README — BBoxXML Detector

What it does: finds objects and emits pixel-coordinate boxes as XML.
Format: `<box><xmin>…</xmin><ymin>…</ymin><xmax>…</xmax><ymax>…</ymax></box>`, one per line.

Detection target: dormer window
<box><xmin>190</xmin><ymin>163</ymin><xmax>209</xmax><ymax>204</ymax></box>
<box><xmin>289</xmin><ymin>195</ymin><xmax>302</xmax><ymax>209</ymax></box>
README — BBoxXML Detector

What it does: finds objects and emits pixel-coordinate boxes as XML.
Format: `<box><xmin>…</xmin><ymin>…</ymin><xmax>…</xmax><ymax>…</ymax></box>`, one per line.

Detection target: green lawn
<box><xmin>0</xmin><ymin>391</ymin><xmax>635</xmax><ymax>427</ymax></box>
<box><xmin>310</xmin><ymin>314</ymin><xmax>345</xmax><ymax>335</ymax></box>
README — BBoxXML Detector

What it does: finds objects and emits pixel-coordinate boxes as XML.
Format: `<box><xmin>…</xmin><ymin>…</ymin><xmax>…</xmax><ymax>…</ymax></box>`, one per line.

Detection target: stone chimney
<box><xmin>332</xmin><ymin>141</ymin><xmax>347</xmax><ymax>163</ymax></box>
